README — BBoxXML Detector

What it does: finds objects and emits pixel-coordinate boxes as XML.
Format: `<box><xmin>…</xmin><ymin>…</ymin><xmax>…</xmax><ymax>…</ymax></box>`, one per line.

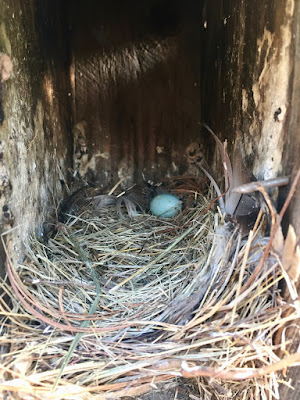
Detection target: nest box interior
<box><xmin>0</xmin><ymin>0</ymin><xmax>299</xmax><ymax>397</ymax></box>
<box><xmin>0</xmin><ymin>0</ymin><xmax>299</xmax><ymax>242</ymax></box>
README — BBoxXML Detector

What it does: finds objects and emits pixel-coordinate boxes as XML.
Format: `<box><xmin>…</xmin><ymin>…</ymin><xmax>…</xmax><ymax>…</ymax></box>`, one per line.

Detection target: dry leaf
<box><xmin>282</xmin><ymin>224</ymin><xmax>300</xmax><ymax>282</ymax></box>
<box><xmin>272</xmin><ymin>220</ymin><xmax>285</xmax><ymax>256</ymax></box>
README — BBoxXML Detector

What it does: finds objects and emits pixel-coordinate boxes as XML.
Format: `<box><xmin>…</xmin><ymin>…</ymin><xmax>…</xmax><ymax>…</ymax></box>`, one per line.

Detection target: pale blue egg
<box><xmin>150</xmin><ymin>194</ymin><xmax>182</xmax><ymax>218</ymax></box>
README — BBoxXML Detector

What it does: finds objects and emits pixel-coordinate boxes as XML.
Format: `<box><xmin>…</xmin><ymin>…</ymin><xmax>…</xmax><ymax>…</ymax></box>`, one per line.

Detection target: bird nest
<box><xmin>1</xmin><ymin>175</ymin><xmax>300</xmax><ymax>400</ymax></box>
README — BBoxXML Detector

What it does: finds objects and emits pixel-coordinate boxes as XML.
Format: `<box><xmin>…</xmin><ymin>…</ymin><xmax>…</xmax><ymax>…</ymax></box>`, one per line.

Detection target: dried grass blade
<box><xmin>52</xmin><ymin>228</ymin><xmax>101</xmax><ymax>390</ymax></box>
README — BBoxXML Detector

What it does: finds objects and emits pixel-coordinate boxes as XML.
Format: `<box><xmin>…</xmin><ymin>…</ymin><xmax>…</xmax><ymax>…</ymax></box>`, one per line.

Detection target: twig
<box><xmin>232</xmin><ymin>177</ymin><xmax>289</xmax><ymax>194</ymax></box>
<box><xmin>279</xmin><ymin>169</ymin><xmax>300</xmax><ymax>219</ymax></box>
<box><xmin>242</xmin><ymin>170</ymin><xmax>300</xmax><ymax>291</ymax></box>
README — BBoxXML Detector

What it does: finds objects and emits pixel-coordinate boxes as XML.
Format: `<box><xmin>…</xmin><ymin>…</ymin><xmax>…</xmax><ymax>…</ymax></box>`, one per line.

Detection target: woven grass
<box><xmin>0</xmin><ymin>181</ymin><xmax>299</xmax><ymax>400</ymax></box>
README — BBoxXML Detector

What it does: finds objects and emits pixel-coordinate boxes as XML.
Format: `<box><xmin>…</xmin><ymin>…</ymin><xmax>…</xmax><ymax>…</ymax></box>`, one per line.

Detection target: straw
<box><xmin>1</xmin><ymin>179</ymin><xmax>299</xmax><ymax>399</ymax></box>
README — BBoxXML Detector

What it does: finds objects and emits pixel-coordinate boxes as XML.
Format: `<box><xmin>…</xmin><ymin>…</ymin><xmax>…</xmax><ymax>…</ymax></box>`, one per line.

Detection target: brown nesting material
<box><xmin>0</xmin><ymin>175</ymin><xmax>299</xmax><ymax>400</ymax></box>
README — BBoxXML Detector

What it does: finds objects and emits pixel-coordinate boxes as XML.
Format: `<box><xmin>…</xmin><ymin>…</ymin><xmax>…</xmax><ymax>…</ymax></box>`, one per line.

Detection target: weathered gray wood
<box><xmin>0</xmin><ymin>0</ymin><xmax>72</xmax><ymax>273</ymax></box>
<box><xmin>201</xmin><ymin>1</ymin><xmax>300</xmax><ymax>398</ymax></box>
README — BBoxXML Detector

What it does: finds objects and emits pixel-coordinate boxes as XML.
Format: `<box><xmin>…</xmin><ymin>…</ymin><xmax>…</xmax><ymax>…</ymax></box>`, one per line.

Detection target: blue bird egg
<box><xmin>150</xmin><ymin>194</ymin><xmax>182</xmax><ymax>218</ymax></box>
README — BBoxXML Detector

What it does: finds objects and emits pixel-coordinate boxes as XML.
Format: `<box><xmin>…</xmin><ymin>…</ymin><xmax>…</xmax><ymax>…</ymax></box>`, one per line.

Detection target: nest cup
<box><xmin>2</xmin><ymin>174</ymin><xmax>299</xmax><ymax>400</ymax></box>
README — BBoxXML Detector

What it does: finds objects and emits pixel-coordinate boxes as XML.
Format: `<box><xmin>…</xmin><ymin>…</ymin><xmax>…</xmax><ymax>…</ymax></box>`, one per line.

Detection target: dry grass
<box><xmin>0</xmin><ymin>184</ymin><xmax>299</xmax><ymax>400</ymax></box>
